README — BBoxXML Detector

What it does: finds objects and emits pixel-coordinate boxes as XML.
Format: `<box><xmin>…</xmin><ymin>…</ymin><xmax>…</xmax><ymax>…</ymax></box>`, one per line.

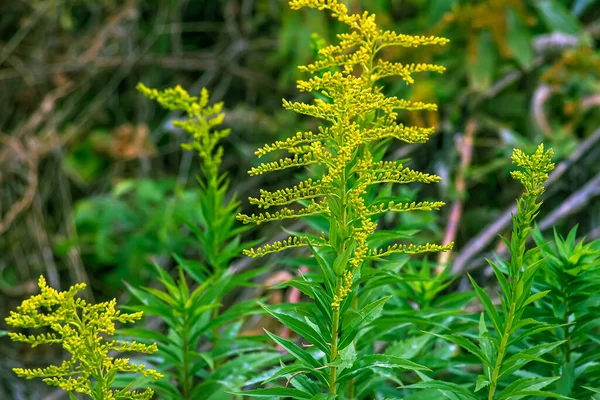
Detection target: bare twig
<box><xmin>11</xmin><ymin>82</ymin><xmax>75</xmax><ymax>140</ymax></box>
<box><xmin>0</xmin><ymin>134</ymin><xmax>38</xmax><ymax>235</ymax></box>
<box><xmin>437</xmin><ymin>119</ymin><xmax>477</xmax><ymax>272</ymax></box>
<box><xmin>538</xmin><ymin>172</ymin><xmax>600</xmax><ymax>231</ymax></box>
<box><xmin>532</xmin><ymin>84</ymin><xmax>555</xmax><ymax>137</ymax></box>
<box><xmin>0</xmin><ymin>3</ymin><xmax>50</xmax><ymax>67</ymax></box>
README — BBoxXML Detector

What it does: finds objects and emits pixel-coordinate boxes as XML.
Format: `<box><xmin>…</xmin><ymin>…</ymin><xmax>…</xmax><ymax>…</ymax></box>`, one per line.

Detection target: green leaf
<box><xmin>329</xmin><ymin>342</ymin><xmax>356</xmax><ymax>372</ymax></box>
<box><xmin>308</xmin><ymin>244</ymin><xmax>336</xmax><ymax>294</ymax></box>
<box><xmin>338</xmin><ymin>296</ymin><xmax>390</xmax><ymax>350</ymax></box>
<box><xmin>523</xmin><ymin>290</ymin><xmax>551</xmax><ymax>307</ymax></box>
<box><xmin>385</xmin><ymin>334</ymin><xmax>431</xmax><ymax>360</ymax></box>
<box><xmin>534</xmin><ymin>0</ymin><xmax>582</xmax><ymax>34</ymax></box>
<box><xmin>290</xmin><ymin>373</ymin><xmax>320</xmax><ymax>396</ymax></box>
<box><xmin>310</xmin><ymin>395</ymin><xmax>337</xmax><ymax>400</ymax></box>
<box><xmin>488</xmin><ymin>260</ymin><xmax>509</xmax><ymax>307</ymax></box>
<box><xmin>207</xmin><ymin>298</ymin><xmax>264</xmax><ymax>330</ymax></box>
<box><xmin>407</xmin><ymin>381</ymin><xmax>478</xmax><ymax>400</ymax></box>
<box><xmin>500</xmin><ymin>341</ymin><xmax>566</xmax><ymax>378</ymax></box>
<box><xmin>264</xmin><ymin>363</ymin><xmax>311</xmax><ymax>384</ymax></box>
<box><xmin>497</xmin><ymin>376</ymin><xmax>560</xmax><ymax>399</ymax></box>
<box><xmin>238</xmin><ymin>388</ymin><xmax>312</xmax><ymax>399</ymax></box>
<box><xmin>198</xmin><ymin>352</ymin><xmax>214</xmax><ymax>371</ymax></box>
<box><xmin>154</xmin><ymin>379</ymin><xmax>185</xmax><ymax>399</ymax></box>
<box><xmin>263</xmin><ymin>330</ymin><xmax>328</xmax><ymax>385</ymax></box>
<box><xmin>333</xmin><ymin>244</ymin><xmax>354</xmax><ymax>276</ymax></box>
<box><xmin>556</xmin><ymin>361</ymin><xmax>575</xmax><ymax>396</ymax></box>
<box><xmin>509</xmin><ymin>323</ymin><xmax>561</xmax><ymax>346</ymax></box>
<box><xmin>500</xmin><ymin>391</ymin><xmax>572</xmax><ymax>399</ymax></box>
<box><xmin>506</xmin><ymin>9</ymin><xmax>534</xmax><ymax>68</ymax></box>
<box><xmin>142</xmin><ymin>287</ymin><xmax>178</xmax><ymax>307</ymax></box>
<box><xmin>475</xmin><ymin>375</ymin><xmax>490</xmax><ymax>392</ymax></box>
<box><xmin>427</xmin><ymin>332</ymin><xmax>491</xmax><ymax>367</ymax></box>
<box><xmin>260</xmin><ymin>304</ymin><xmax>329</xmax><ymax>354</ymax></box>
<box><xmin>337</xmin><ymin>354</ymin><xmax>429</xmax><ymax>381</ymax></box>
<box><xmin>468</xmin><ymin>274</ymin><xmax>503</xmax><ymax>334</ymax></box>
<box><xmin>173</xmin><ymin>253</ymin><xmax>210</xmax><ymax>283</ymax></box>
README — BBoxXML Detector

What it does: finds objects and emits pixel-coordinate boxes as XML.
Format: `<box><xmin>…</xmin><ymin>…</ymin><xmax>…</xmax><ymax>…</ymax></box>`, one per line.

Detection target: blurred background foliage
<box><xmin>1</xmin><ymin>0</ymin><xmax>600</xmax><ymax>398</ymax></box>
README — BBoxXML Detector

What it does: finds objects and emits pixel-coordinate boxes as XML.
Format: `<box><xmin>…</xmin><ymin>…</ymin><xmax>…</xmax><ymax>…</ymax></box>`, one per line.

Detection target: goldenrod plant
<box><xmin>532</xmin><ymin>226</ymin><xmax>600</xmax><ymax>397</ymax></box>
<box><xmin>410</xmin><ymin>145</ymin><xmax>562</xmax><ymax>399</ymax></box>
<box><xmin>5</xmin><ymin>276</ymin><xmax>162</xmax><ymax>400</ymax></box>
<box><xmin>237</xmin><ymin>0</ymin><xmax>451</xmax><ymax>397</ymax></box>
<box><xmin>131</xmin><ymin>84</ymin><xmax>272</xmax><ymax>400</ymax></box>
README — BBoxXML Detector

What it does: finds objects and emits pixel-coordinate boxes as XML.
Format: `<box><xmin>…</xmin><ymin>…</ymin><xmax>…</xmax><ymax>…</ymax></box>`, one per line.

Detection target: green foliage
<box><xmin>128</xmin><ymin>84</ymin><xmax>272</xmax><ymax>399</ymax></box>
<box><xmin>65</xmin><ymin>178</ymin><xmax>204</xmax><ymax>291</ymax></box>
<box><xmin>238</xmin><ymin>0</ymin><xmax>452</xmax><ymax>397</ymax></box>
<box><xmin>410</xmin><ymin>145</ymin><xmax>558</xmax><ymax>399</ymax></box>
<box><xmin>5</xmin><ymin>276</ymin><xmax>162</xmax><ymax>400</ymax></box>
<box><xmin>532</xmin><ymin>227</ymin><xmax>600</xmax><ymax>397</ymax></box>
<box><xmin>123</xmin><ymin>264</ymin><xmax>270</xmax><ymax>400</ymax></box>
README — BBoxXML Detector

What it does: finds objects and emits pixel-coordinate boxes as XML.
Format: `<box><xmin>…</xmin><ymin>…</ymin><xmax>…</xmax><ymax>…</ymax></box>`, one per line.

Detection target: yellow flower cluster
<box><xmin>331</xmin><ymin>270</ymin><xmax>354</xmax><ymax>309</ymax></box>
<box><xmin>367</xmin><ymin>201</ymin><xmax>446</xmax><ymax>217</ymax></box>
<box><xmin>248</xmin><ymin>178</ymin><xmax>328</xmax><ymax>210</ymax></box>
<box><xmin>238</xmin><ymin>200</ymin><xmax>330</xmax><ymax>226</ymax></box>
<box><xmin>239</xmin><ymin>0</ymin><xmax>452</xmax><ymax>309</ymax></box>
<box><xmin>509</xmin><ymin>144</ymin><xmax>554</xmax><ymax>280</ymax></box>
<box><xmin>369</xmin><ymin>243</ymin><xmax>455</xmax><ymax>260</ymax></box>
<box><xmin>5</xmin><ymin>276</ymin><xmax>162</xmax><ymax>400</ymax></box>
<box><xmin>244</xmin><ymin>236</ymin><xmax>311</xmax><ymax>258</ymax></box>
<box><xmin>511</xmin><ymin>144</ymin><xmax>555</xmax><ymax>198</ymax></box>
<box><xmin>137</xmin><ymin>83</ymin><xmax>230</xmax><ymax>178</ymax></box>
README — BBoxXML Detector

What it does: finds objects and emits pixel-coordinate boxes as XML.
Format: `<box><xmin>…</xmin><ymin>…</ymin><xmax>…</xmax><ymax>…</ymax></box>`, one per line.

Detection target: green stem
<box><xmin>347</xmin><ymin>295</ymin><xmax>359</xmax><ymax>399</ymax></box>
<box><xmin>488</xmin><ymin>300</ymin><xmax>516</xmax><ymax>400</ymax></box>
<box><xmin>182</xmin><ymin>337</ymin><xmax>191</xmax><ymax>399</ymax></box>
<box><xmin>564</xmin><ymin>296</ymin><xmax>571</xmax><ymax>363</ymax></box>
<box><xmin>329</xmin><ymin>279</ymin><xmax>342</xmax><ymax>395</ymax></box>
<box><xmin>182</xmin><ymin>311</ymin><xmax>192</xmax><ymax>400</ymax></box>
<box><xmin>212</xmin><ymin>295</ymin><xmax>221</xmax><ymax>349</ymax></box>
<box><xmin>208</xmin><ymin>175</ymin><xmax>222</xmax><ymax>361</ymax></box>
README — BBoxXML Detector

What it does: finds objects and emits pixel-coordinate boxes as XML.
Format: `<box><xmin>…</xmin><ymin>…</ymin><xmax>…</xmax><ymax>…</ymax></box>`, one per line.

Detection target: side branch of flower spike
<box><xmin>248</xmin><ymin>152</ymin><xmax>325</xmax><ymax>176</ymax></box>
<box><xmin>249</xmin><ymin>179</ymin><xmax>331</xmax><ymax>209</ymax></box>
<box><xmin>254</xmin><ymin>130</ymin><xmax>332</xmax><ymax>158</ymax></box>
<box><xmin>243</xmin><ymin>236</ymin><xmax>317</xmax><ymax>258</ymax></box>
<box><xmin>367</xmin><ymin>201</ymin><xmax>446</xmax><ymax>216</ymax></box>
<box><xmin>237</xmin><ymin>201</ymin><xmax>330</xmax><ymax>225</ymax></box>
<box><xmin>368</xmin><ymin>242</ymin><xmax>454</xmax><ymax>260</ymax></box>
<box><xmin>355</xmin><ymin>161</ymin><xmax>442</xmax><ymax>186</ymax></box>
<box><xmin>373</xmin><ymin>61</ymin><xmax>447</xmax><ymax>84</ymax></box>
<box><xmin>362</xmin><ymin>123</ymin><xmax>436</xmax><ymax>144</ymax></box>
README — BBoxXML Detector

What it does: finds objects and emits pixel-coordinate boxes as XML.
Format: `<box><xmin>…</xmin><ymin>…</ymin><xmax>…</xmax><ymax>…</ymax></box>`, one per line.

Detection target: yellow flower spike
<box><xmin>5</xmin><ymin>276</ymin><xmax>162</xmax><ymax>400</ymax></box>
<box><xmin>331</xmin><ymin>270</ymin><xmax>354</xmax><ymax>309</ymax></box>
<box><xmin>511</xmin><ymin>144</ymin><xmax>555</xmax><ymax>197</ymax></box>
<box><xmin>240</xmin><ymin>0</ymin><xmax>452</xmax><ymax>276</ymax></box>
<box><xmin>137</xmin><ymin>83</ymin><xmax>230</xmax><ymax>179</ymax></box>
